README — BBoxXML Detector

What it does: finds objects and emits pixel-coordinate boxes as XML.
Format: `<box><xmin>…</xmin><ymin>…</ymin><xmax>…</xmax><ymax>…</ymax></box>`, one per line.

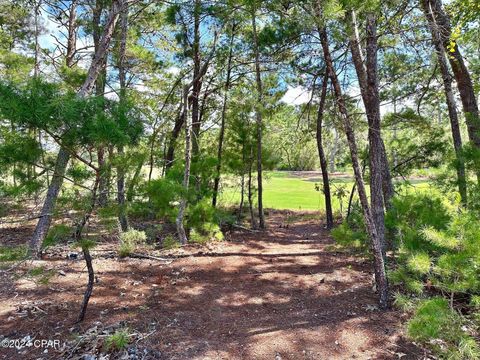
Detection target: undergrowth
<box><xmin>332</xmin><ymin>192</ymin><xmax>480</xmax><ymax>358</ymax></box>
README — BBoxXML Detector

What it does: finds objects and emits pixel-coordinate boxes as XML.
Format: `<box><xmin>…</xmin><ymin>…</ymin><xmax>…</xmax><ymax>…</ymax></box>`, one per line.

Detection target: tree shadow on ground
<box><xmin>0</xmin><ymin>213</ymin><xmax>424</xmax><ymax>359</ymax></box>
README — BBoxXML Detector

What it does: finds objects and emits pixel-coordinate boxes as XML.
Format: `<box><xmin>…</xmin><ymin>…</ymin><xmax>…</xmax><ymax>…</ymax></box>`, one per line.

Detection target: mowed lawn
<box><xmin>219</xmin><ymin>171</ymin><xmax>431</xmax><ymax>211</ymax></box>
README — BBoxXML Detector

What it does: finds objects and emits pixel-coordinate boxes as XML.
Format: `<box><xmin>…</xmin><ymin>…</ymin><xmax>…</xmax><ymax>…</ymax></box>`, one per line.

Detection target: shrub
<box><xmin>118</xmin><ymin>229</ymin><xmax>146</xmax><ymax>257</ymax></box>
<box><xmin>162</xmin><ymin>234</ymin><xmax>180</xmax><ymax>250</ymax></box>
<box><xmin>408</xmin><ymin>298</ymin><xmax>480</xmax><ymax>358</ymax></box>
<box><xmin>385</xmin><ymin>193</ymin><xmax>451</xmax><ymax>252</ymax></box>
<box><xmin>331</xmin><ymin>205</ymin><xmax>369</xmax><ymax>252</ymax></box>
<box><xmin>408</xmin><ymin>297</ymin><xmax>459</xmax><ymax>341</ymax></box>
<box><xmin>105</xmin><ymin>329</ymin><xmax>130</xmax><ymax>352</ymax></box>
<box><xmin>186</xmin><ymin>199</ymin><xmax>225</xmax><ymax>243</ymax></box>
<box><xmin>393</xmin><ymin>292</ymin><xmax>416</xmax><ymax>312</ymax></box>
<box><xmin>406</xmin><ymin>252</ymin><xmax>431</xmax><ymax>275</ymax></box>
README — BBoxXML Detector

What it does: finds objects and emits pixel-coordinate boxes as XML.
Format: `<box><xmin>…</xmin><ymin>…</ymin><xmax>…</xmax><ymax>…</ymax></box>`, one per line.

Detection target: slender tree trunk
<box><xmin>117</xmin><ymin>147</ymin><xmax>129</xmax><ymax>231</ymax></box>
<box><xmin>93</xmin><ymin>0</ymin><xmax>109</xmax><ymax>207</ymax></box>
<box><xmin>29</xmin><ymin>148</ymin><xmax>70</xmax><ymax>256</ymax></box>
<box><xmin>316</xmin><ymin>74</ymin><xmax>334</xmax><ymax>229</ymax></box>
<box><xmin>75</xmin><ymin>171</ymin><xmax>100</xmax><ymax>323</ymax></box>
<box><xmin>176</xmin><ymin>86</ymin><xmax>191</xmax><ymax>245</ymax></box>
<box><xmin>427</xmin><ymin>0</ymin><xmax>480</xmax><ymax>152</ymax></box>
<box><xmin>248</xmin><ymin>149</ymin><xmax>257</xmax><ymax>229</ymax></box>
<box><xmin>165</xmin><ymin>108</ymin><xmax>184</xmax><ymax>172</ymax></box>
<box><xmin>365</xmin><ymin>13</ymin><xmax>387</xmax><ymax>253</ymax></box>
<box><xmin>66</xmin><ymin>0</ymin><xmax>77</xmax><ymax>68</ymax></box>
<box><xmin>116</xmin><ymin>2</ymin><xmax>129</xmax><ymax>231</ymax></box>
<box><xmin>318</xmin><ymin>24</ymin><xmax>389</xmax><ymax>309</ymax></box>
<box><xmin>348</xmin><ymin>11</ymin><xmax>391</xmax><ymax>251</ymax></box>
<box><xmin>251</xmin><ymin>4</ymin><xmax>265</xmax><ymax>229</ymax></box>
<box><xmin>77</xmin><ymin>246</ymin><xmax>94</xmax><ymax>323</ymax></box>
<box><xmin>174</xmin><ymin>41</ymin><xmax>216</xmax><ymax>244</ymax></box>
<box><xmin>238</xmin><ymin>174</ymin><xmax>245</xmax><ymax>222</ymax></box>
<box><xmin>191</xmin><ymin>0</ymin><xmax>202</xmax><ymax>161</ymax></box>
<box><xmin>212</xmin><ymin>24</ymin><xmax>236</xmax><ymax>208</ymax></box>
<box><xmin>421</xmin><ymin>0</ymin><xmax>467</xmax><ymax>204</ymax></box>
<box><xmin>33</xmin><ymin>0</ymin><xmax>42</xmax><ymax>77</ymax></box>
<box><xmin>29</xmin><ymin>0</ymin><xmax>125</xmax><ymax>257</ymax></box>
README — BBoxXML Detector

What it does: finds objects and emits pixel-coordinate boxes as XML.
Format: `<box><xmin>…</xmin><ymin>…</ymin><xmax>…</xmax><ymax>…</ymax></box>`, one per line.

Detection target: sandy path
<box><xmin>0</xmin><ymin>212</ymin><xmax>424</xmax><ymax>359</ymax></box>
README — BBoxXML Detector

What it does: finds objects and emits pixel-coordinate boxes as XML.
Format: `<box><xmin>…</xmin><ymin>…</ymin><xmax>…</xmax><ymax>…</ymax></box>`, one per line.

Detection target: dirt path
<box><xmin>0</xmin><ymin>212</ymin><xmax>423</xmax><ymax>359</ymax></box>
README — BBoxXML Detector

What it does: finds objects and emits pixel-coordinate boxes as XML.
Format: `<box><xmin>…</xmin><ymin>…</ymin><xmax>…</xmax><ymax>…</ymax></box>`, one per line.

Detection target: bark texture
<box><xmin>348</xmin><ymin>11</ymin><xmax>390</xmax><ymax>253</ymax></box>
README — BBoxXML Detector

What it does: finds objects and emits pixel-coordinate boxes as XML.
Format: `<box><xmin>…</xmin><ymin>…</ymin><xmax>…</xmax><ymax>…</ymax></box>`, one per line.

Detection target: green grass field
<box><xmin>219</xmin><ymin>171</ymin><xmax>431</xmax><ymax>211</ymax></box>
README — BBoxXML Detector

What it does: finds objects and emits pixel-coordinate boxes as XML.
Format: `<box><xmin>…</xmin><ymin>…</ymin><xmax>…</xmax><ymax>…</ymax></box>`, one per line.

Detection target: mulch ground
<box><xmin>0</xmin><ymin>211</ymin><xmax>428</xmax><ymax>359</ymax></box>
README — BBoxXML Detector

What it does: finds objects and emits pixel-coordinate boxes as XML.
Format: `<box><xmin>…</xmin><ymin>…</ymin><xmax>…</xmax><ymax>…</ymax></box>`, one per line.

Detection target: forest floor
<box><xmin>0</xmin><ymin>211</ymin><xmax>428</xmax><ymax>360</ymax></box>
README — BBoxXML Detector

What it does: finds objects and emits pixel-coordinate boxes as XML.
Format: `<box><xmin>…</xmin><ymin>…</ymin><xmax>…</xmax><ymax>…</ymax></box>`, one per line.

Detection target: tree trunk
<box><xmin>316</xmin><ymin>74</ymin><xmax>334</xmax><ymax>229</ymax></box>
<box><xmin>365</xmin><ymin>13</ymin><xmax>387</xmax><ymax>253</ymax></box>
<box><xmin>126</xmin><ymin>155</ymin><xmax>145</xmax><ymax>202</ymax></box>
<box><xmin>348</xmin><ymin>11</ymin><xmax>391</xmax><ymax>251</ymax></box>
<box><xmin>77</xmin><ymin>246</ymin><xmax>94</xmax><ymax>323</ymax></box>
<box><xmin>212</xmin><ymin>24</ymin><xmax>236</xmax><ymax>208</ymax></box>
<box><xmin>74</xmin><ymin>172</ymin><xmax>100</xmax><ymax>323</ymax></box>
<box><xmin>191</xmin><ymin>0</ymin><xmax>202</xmax><ymax>161</ymax></box>
<box><xmin>251</xmin><ymin>4</ymin><xmax>265</xmax><ymax>229</ymax></box>
<box><xmin>427</xmin><ymin>0</ymin><xmax>480</xmax><ymax>152</ymax></box>
<box><xmin>117</xmin><ymin>146</ymin><xmax>129</xmax><ymax>231</ymax></box>
<box><xmin>29</xmin><ymin>0</ymin><xmax>125</xmax><ymax>257</ymax></box>
<box><xmin>116</xmin><ymin>1</ymin><xmax>130</xmax><ymax>230</ymax></box>
<box><xmin>165</xmin><ymin>108</ymin><xmax>184</xmax><ymax>172</ymax></box>
<box><xmin>93</xmin><ymin>0</ymin><xmax>109</xmax><ymax>207</ymax></box>
<box><xmin>29</xmin><ymin>148</ymin><xmax>70</xmax><ymax>256</ymax></box>
<box><xmin>248</xmin><ymin>149</ymin><xmax>257</xmax><ymax>229</ymax></box>
<box><xmin>176</xmin><ymin>86</ymin><xmax>191</xmax><ymax>245</ymax></box>
<box><xmin>420</xmin><ymin>0</ymin><xmax>467</xmax><ymax>204</ymax></box>
<box><xmin>318</xmin><ymin>24</ymin><xmax>389</xmax><ymax>309</ymax></box>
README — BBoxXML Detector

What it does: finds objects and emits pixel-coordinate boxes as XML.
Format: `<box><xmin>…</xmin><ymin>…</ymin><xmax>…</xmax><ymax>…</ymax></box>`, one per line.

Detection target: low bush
<box><xmin>118</xmin><ymin>229</ymin><xmax>146</xmax><ymax>257</ymax></box>
<box><xmin>331</xmin><ymin>204</ymin><xmax>368</xmax><ymax>252</ymax></box>
<box><xmin>408</xmin><ymin>298</ymin><xmax>480</xmax><ymax>359</ymax></box>
<box><xmin>336</xmin><ymin>192</ymin><xmax>480</xmax><ymax>358</ymax></box>
<box><xmin>162</xmin><ymin>234</ymin><xmax>180</xmax><ymax>249</ymax></box>
<box><xmin>105</xmin><ymin>329</ymin><xmax>130</xmax><ymax>352</ymax></box>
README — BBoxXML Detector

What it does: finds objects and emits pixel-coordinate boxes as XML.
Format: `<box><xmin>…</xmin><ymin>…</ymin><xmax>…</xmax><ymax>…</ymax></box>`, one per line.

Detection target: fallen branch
<box><xmin>129</xmin><ymin>253</ymin><xmax>174</xmax><ymax>264</ymax></box>
<box><xmin>231</xmin><ymin>224</ymin><xmax>260</xmax><ymax>233</ymax></box>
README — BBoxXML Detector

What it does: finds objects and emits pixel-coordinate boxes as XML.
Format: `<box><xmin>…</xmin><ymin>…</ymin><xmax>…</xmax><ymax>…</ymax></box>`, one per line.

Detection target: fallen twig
<box><xmin>129</xmin><ymin>253</ymin><xmax>174</xmax><ymax>264</ymax></box>
<box><xmin>231</xmin><ymin>224</ymin><xmax>260</xmax><ymax>232</ymax></box>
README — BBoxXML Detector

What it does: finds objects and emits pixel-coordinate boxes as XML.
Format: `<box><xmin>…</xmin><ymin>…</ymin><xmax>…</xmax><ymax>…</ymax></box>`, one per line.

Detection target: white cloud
<box><xmin>281</xmin><ymin>86</ymin><xmax>312</xmax><ymax>105</ymax></box>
